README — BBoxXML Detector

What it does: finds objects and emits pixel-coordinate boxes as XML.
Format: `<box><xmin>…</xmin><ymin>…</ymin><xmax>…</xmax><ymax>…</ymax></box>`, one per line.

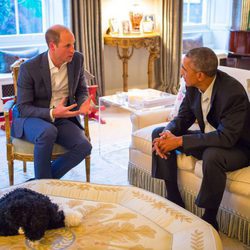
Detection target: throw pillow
<box><xmin>0</xmin><ymin>48</ymin><xmax>39</xmax><ymax>73</ymax></box>
<box><xmin>168</xmin><ymin>77</ymin><xmax>186</xmax><ymax>120</ymax></box>
<box><xmin>182</xmin><ymin>34</ymin><xmax>203</xmax><ymax>54</ymax></box>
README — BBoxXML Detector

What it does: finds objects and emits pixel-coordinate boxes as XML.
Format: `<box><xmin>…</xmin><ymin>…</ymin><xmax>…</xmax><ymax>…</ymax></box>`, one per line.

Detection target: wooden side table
<box><xmin>104</xmin><ymin>33</ymin><xmax>160</xmax><ymax>92</ymax></box>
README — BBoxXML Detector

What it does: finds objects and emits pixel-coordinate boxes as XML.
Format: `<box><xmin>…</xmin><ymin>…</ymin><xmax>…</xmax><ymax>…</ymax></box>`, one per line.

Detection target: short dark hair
<box><xmin>45</xmin><ymin>28</ymin><xmax>60</xmax><ymax>47</ymax></box>
<box><xmin>45</xmin><ymin>25</ymin><xmax>70</xmax><ymax>47</ymax></box>
<box><xmin>186</xmin><ymin>47</ymin><xmax>218</xmax><ymax>77</ymax></box>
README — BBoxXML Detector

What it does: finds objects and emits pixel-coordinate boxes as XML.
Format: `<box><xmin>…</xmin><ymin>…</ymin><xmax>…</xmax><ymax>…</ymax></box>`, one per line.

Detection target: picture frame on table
<box><xmin>142</xmin><ymin>14</ymin><xmax>155</xmax><ymax>33</ymax></box>
<box><xmin>122</xmin><ymin>20</ymin><xmax>131</xmax><ymax>34</ymax></box>
<box><xmin>109</xmin><ymin>18</ymin><xmax>119</xmax><ymax>34</ymax></box>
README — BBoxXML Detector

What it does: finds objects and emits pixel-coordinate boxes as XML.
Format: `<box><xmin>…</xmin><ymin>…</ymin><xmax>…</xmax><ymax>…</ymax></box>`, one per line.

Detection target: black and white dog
<box><xmin>0</xmin><ymin>188</ymin><xmax>82</xmax><ymax>241</ymax></box>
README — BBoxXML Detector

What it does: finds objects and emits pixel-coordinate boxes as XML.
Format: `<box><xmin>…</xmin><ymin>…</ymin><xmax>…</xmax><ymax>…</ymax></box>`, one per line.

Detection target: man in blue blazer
<box><xmin>11</xmin><ymin>24</ymin><xmax>92</xmax><ymax>180</ymax></box>
<box><xmin>152</xmin><ymin>47</ymin><xmax>250</xmax><ymax>230</ymax></box>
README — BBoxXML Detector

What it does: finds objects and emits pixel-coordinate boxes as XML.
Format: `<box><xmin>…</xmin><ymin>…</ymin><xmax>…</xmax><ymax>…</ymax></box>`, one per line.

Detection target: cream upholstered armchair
<box><xmin>4</xmin><ymin>59</ymin><xmax>91</xmax><ymax>185</ymax></box>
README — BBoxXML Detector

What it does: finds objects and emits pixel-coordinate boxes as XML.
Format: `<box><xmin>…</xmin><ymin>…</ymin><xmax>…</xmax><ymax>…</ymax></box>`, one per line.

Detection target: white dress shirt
<box><xmin>48</xmin><ymin>53</ymin><xmax>69</xmax><ymax>108</ymax></box>
<box><xmin>48</xmin><ymin>53</ymin><xmax>69</xmax><ymax>120</ymax></box>
<box><xmin>200</xmin><ymin>77</ymin><xmax>216</xmax><ymax>133</ymax></box>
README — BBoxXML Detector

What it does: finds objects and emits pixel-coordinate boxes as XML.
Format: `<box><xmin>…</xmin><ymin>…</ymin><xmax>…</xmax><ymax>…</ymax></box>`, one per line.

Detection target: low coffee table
<box><xmin>99</xmin><ymin>88</ymin><xmax>176</xmax><ymax>113</ymax></box>
<box><xmin>97</xmin><ymin>89</ymin><xmax>176</xmax><ymax>154</ymax></box>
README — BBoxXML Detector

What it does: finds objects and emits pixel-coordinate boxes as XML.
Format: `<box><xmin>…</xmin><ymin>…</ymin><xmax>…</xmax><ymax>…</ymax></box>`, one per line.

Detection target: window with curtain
<box><xmin>0</xmin><ymin>0</ymin><xmax>70</xmax><ymax>49</ymax></box>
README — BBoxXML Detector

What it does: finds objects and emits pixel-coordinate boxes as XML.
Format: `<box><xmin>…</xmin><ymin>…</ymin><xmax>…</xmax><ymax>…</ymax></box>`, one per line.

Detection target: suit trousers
<box><xmin>22</xmin><ymin>118</ymin><xmax>92</xmax><ymax>179</ymax></box>
<box><xmin>152</xmin><ymin>126</ymin><xmax>249</xmax><ymax>209</ymax></box>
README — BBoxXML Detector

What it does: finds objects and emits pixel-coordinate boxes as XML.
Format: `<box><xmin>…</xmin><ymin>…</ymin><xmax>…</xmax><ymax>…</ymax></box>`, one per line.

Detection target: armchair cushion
<box><xmin>12</xmin><ymin>138</ymin><xmax>67</xmax><ymax>155</ymax></box>
<box><xmin>194</xmin><ymin>161</ymin><xmax>250</xmax><ymax>198</ymax></box>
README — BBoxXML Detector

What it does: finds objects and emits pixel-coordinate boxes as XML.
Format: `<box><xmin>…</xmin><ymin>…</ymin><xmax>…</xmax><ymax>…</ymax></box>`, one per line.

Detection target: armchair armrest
<box><xmin>3</xmin><ymin>98</ymin><xmax>15</xmax><ymax>112</ymax></box>
<box><xmin>130</xmin><ymin>106</ymin><xmax>173</xmax><ymax>132</ymax></box>
<box><xmin>3</xmin><ymin>99</ymin><xmax>15</xmax><ymax>143</ymax></box>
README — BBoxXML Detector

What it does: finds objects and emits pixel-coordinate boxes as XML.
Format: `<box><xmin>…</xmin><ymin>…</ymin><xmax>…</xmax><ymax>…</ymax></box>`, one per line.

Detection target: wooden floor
<box><xmin>0</xmin><ymin>106</ymin><xmax>249</xmax><ymax>249</ymax></box>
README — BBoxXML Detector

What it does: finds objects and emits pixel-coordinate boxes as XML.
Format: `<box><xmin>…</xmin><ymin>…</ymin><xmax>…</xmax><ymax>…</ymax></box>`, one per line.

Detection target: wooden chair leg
<box><xmin>8</xmin><ymin>160</ymin><xmax>14</xmax><ymax>186</ymax></box>
<box><xmin>85</xmin><ymin>155</ymin><xmax>90</xmax><ymax>182</ymax></box>
<box><xmin>23</xmin><ymin>161</ymin><xmax>27</xmax><ymax>172</ymax></box>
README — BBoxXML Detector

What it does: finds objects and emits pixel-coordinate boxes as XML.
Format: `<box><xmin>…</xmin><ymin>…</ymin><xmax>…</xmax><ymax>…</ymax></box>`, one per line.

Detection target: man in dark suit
<box><xmin>152</xmin><ymin>47</ymin><xmax>250</xmax><ymax>230</ymax></box>
<box><xmin>11</xmin><ymin>24</ymin><xmax>92</xmax><ymax>179</ymax></box>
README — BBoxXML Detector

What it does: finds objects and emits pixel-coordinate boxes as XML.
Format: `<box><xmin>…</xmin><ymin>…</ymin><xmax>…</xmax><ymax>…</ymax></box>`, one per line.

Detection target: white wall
<box><xmin>102</xmin><ymin>0</ymin><xmax>161</xmax><ymax>95</ymax></box>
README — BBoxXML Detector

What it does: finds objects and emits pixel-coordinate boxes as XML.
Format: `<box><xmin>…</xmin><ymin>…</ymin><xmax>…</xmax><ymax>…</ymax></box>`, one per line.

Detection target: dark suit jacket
<box><xmin>12</xmin><ymin>51</ymin><xmax>88</xmax><ymax>138</ymax></box>
<box><xmin>165</xmin><ymin>70</ymin><xmax>250</xmax><ymax>152</ymax></box>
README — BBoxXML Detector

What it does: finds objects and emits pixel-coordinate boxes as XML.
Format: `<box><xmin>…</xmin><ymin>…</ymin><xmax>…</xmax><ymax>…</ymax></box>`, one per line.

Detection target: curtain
<box><xmin>232</xmin><ymin>0</ymin><xmax>250</xmax><ymax>30</ymax></box>
<box><xmin>70</xmin><ymin>0</ymin><xmax>105</xmax><ymax>96</ymax></box>
<box><xmin>240</xmin><ymin>0</ymin><xmax>250</xmax><ymax>30</ymax></box>
<box><xmin>231</xmin><ymin>0</ymin><xmax>242</xmax><ymax>29</ymax></box>
<box><xmin>155</xmin><ymin>0</ymin><xmax>183</xmax><ymax>94</ymax></box>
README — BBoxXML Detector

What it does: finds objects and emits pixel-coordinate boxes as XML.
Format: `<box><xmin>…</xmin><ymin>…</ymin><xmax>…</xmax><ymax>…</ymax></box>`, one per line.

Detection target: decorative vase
<box><xmin>129</xmin><ymin>3</ymin><xmax>143</xmax><ymax>33</ymax></box>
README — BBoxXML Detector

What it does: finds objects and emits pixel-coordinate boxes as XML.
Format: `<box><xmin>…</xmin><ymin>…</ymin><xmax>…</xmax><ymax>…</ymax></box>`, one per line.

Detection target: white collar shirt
<box><xmin>48</xmin><ymin>53</ymin><xmax>69</xmax><ymax>108</ymax></box>
<box><xmin>200</xmin><ymin>76</ymin><xmax>216</xmax><ymax>133</ymax></box>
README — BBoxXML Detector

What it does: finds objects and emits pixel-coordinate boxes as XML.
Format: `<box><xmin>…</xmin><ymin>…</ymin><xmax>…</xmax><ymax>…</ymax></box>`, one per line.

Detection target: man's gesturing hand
<box><xmin>52</xmin><ymin>97</ymin><xmax>80</xmax><ymax>118</ymax></box>
<box><xmin>79</xmin><ymin>96</ymin><xmax>92</xmax><ymax>115</ymax></box>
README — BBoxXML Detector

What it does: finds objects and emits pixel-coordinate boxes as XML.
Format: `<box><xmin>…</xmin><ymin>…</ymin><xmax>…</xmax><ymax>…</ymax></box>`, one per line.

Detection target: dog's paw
<box><xmin>64</xmin><ymin>208</ymin><xmax>83</xmax><ymax>227</ymax></box>
<box><xmin>18</xmin><ymin>227</ymin><xmax>24</xmax><ymax>235</ymax></box>
<box><xmin>27</xmin><ymin>239</ymin><xmax>42</xmax><ymax>247</ymax></box>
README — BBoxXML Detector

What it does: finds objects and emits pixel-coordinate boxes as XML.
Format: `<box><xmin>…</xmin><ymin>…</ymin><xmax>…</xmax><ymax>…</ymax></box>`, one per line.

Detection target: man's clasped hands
<box><xmin>152</xmin><ymin>130</ymin><xmax>183</xmax><ymax>159</ymax></box>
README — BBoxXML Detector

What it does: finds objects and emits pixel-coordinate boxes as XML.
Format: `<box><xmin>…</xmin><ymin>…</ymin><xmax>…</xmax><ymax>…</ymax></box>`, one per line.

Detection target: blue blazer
<box><xmin>12</xmin><ymin>51</ymin><xmax>89</xmax><ymax>138</ymax></box>
<box><xmin>165</xmin><ymin>70</ymin><xmax>250</xmax><ymax>151</ymax></box>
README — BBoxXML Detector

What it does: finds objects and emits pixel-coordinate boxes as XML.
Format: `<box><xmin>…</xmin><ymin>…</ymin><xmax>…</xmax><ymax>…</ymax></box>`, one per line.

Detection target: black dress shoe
<box><xmin>166</xmin><ymin>196</ymin><xmax>185</xmax><ymax>209</ymax></box>
<box><xmin>202</xmin><ymin>215</ymin><xmax>219</xmax><ymax>232</ymax></box>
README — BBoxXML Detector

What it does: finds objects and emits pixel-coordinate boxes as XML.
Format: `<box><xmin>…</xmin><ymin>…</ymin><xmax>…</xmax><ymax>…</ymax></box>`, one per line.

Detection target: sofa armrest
<box><xmin>130</xmin><ymin>107</ymin><xmax>173</xmax><ymax>132</ymax></box>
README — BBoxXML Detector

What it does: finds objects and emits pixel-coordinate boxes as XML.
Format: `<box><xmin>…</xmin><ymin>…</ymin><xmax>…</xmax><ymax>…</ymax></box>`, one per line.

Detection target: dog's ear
<box><xmin>23</xmin><ymin>214</ymin><xmax>49</xmax><ymax>241</ymax></box>
<box><xmin>5</xmin><ymin>202</ymin><xmax>26</xmax><ymax>230</ymax></box>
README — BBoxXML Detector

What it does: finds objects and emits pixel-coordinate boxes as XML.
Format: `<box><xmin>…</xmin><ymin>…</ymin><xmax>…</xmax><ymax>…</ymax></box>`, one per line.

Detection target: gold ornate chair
<box><xmin>4</xmin><ymin>59</ymin><xmax>91</xmax><ymax>185</ymax></box>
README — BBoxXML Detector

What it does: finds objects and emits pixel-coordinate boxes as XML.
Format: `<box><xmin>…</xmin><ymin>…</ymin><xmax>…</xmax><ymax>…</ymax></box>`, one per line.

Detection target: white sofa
<box><xmin>128</xmin><ymin>66</ymin><xmax>250</xmax><ymax>245</ymax></box>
